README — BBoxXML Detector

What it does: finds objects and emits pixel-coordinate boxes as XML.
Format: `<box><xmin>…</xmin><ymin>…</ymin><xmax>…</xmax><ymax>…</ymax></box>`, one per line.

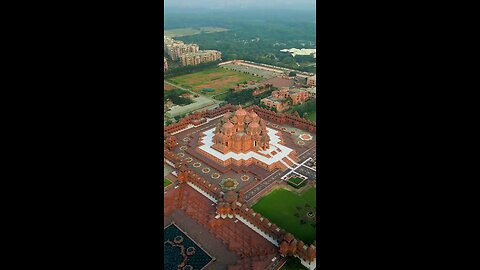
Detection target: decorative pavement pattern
<box><xmin>164</xmin><ymin>223</ymin><xmax>213</xmax><ymax>270</ymax></box>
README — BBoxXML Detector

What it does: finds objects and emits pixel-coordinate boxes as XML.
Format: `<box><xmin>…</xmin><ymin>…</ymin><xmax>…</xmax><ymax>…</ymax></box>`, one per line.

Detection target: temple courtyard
<box><xmin>164</xmin><ymin>105</ymin><xmax>317</xmax><ymax>269</ymax></box>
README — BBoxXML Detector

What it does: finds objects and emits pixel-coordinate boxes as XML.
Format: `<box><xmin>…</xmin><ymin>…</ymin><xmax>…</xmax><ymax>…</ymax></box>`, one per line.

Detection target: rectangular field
<box><xmin>169</xmin><ymin>67</ymin><xmax>263</xmax><ymax>96</ymax></box>
<box><xmin>252</xmin><ymin>187</ymin><xmax>316</xmax><ymax>245</ymax></box>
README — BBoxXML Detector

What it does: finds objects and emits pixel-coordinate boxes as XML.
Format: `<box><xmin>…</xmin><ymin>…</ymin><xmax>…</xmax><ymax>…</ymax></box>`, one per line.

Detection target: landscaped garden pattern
<box><xmin>168</xmin><ymin>67</ymin><xmax>263</xmax><ymax>96</ymax></box>
<box><xmin>287</xmin><ymin>177</ymin><xmax>307</xmax><ymax>189</ymax></box>
<box><xmin>164</xmin><ymin>224</ymin><xmax>213</xmax><ymax>270</ymax></box>
<box><xmin>252</xmin><ymin>187</ymin><xmax>316</xmax><ymax>244</ymax></box>
<box><xmin>164</xmin><ymin>178</ymin><xmax>172</xmax><ymax>188</ymax></box>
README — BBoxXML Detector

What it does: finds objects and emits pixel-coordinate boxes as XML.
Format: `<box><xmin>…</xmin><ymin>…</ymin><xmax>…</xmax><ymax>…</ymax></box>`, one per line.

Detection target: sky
<box><xmin>164</xmin><ymin>0</ymin><xmax>316</xmax><ymax>11</ymax></box>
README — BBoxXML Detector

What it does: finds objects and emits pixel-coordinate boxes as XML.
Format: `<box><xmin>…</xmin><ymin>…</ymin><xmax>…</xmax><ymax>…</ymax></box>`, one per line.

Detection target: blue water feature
<box><xmin>164</xmin><ymin>224</ymin><xmax>213</xmax><ymax>270</ymax></box>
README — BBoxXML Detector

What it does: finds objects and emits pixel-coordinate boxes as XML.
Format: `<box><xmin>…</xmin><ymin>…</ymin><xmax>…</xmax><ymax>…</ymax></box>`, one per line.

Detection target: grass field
<box><xmin>281</xmin><ymin>257</ymin><xmax>307</xmax><ymax>270</ymax></box>
<box><xmin>252</xmin><ymin>187</ymin><xmax>316</xmax><ymax>244</ymax></box>
<box><xmin>287</xmin><ymin>177</ymin><xmax>306</xmax><ymax>189</ymax></box>
<box><xmin>169</xmin><ymin>67</ymin><xmax>262</xmax><ymax>96</ymax></box>
<box><xmin>164</xmin><ymin>179</ymin><xmax>172</xmax><ymax>188</ymax></box>
<box><xmin>307</xmin><ymin>110</ymin><xmax>316</xmax><ymax>122</ymax></box>
<box><xmin>289</xmin><ymin>177</ymin><xmax>304</xmax><ymax>185</ymax></box>
<box><xmin>164</xmin><ymin>27</ymin><xmax>229</xmax><ymax>38</ymax></box>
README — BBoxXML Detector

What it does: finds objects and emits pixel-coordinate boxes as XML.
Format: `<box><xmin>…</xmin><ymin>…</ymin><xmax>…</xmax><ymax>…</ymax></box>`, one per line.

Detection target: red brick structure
<box><xmin>164</xmin><ymin>105</ymin><xmax>238</xmax><ymax>134</ymax></box>
<box><xmin>262</xmin><ymin>88</ymin><xmax>310</xmax><ymax>112</ymax></box>
<box><xmin>164</xmin><ymin>132</ymin><xmax>178</xmax><ymax>150</ymax></box>
<box><xmin>212</xmin><ymin>107</ymin><xmax>270</xmax><ymax>154</ymax></box>
<box><xmin>165</xmin><ymin>156</ymin><xmax>317</xmax><ymax>269</ymax></box>
<box><xmin>164</xmin><ymin>104</ymin><xmax>317</xmax><ymax>170</ymax></box>
<box><xmin>249</xmin><ymin>106</ymin><xmax>316</xmax><ymax>133</ymax></box>
<box><xmin>165</xmin><ymin>101</ymin><xmax>319</xmax><ymax>136</ymax></box>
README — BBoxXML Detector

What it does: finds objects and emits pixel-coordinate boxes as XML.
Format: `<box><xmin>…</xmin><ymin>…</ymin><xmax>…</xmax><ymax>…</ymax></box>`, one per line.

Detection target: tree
<box><xmin>288</xmin><ymin>71</ymin><xmax>297</xmax><ymax>77</ymax></box>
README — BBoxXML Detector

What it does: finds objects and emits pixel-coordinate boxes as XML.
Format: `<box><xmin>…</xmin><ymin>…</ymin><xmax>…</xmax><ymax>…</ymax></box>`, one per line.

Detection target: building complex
<box><xmin>164</xmin><ymin>36</ymin><xmax>222</xmax><ymax>67</ymax></box>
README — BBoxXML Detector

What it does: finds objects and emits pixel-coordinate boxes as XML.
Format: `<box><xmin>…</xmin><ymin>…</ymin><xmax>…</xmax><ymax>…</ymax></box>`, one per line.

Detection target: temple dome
<box><xmin>212</xmin><ymin>107</ymin><xmax>271</xmax><ymax>154</ymax></box>
<box><xmin>234</xmin><ymin>133</ymin><xmax>242</xmax><ymax>141</ymax></box>
<box><xmin>249</xmin><ymin>121</ymin><xmax>260</xmax><ymax>129</ymax></box>
<box><xmin>235</xmin><ymin>106</ymin><xmax>247</xmax><ymax>117</ymax></box>
<box><xmin>224</xmin><ymin>120</ymin><xmax>234</xmax><ymax>129</ymax></box>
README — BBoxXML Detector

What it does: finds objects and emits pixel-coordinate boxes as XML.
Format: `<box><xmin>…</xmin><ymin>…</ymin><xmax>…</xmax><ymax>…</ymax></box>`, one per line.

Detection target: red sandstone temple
<box><xmin>213</xmin><ymin>106</ymin><xmax>270</xmax><ymax>154</ymax></box>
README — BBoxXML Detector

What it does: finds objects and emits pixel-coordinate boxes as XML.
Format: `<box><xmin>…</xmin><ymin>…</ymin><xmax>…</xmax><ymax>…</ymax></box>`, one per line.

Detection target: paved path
<box><xmin>244</xmin><ymin>169</ymin><xmax>286</xmax><ymax>202</ymax></box>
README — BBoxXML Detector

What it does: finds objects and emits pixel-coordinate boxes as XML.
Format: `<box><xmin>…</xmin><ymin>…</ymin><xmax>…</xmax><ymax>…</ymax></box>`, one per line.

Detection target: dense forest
<box><xmin>164</xmin><ymin>10</ymin><xmax>316</xmax><ymax>73</ymax></box>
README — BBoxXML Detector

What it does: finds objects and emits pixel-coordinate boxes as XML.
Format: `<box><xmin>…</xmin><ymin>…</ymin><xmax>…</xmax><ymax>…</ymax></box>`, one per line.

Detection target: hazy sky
<box><xmin>165</xmin><ymin>0</ymin><xmax>315</xmax><ymax>11</ymax></box>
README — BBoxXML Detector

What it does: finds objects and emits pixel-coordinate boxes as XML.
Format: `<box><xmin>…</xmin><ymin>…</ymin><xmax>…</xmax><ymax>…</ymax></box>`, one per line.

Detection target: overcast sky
<box><xmin>165</xmin><ymin>0</ymin><xmax>315</xmax><ymax>11</ymax></box>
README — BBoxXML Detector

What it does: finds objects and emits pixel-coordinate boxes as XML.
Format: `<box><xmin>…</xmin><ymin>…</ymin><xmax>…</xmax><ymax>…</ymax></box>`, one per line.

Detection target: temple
<box><xmin>212</xmin><ymin>106</ymin><xmax>270</xmax><ymax>154</ymax></box>
<box><xmin>164</xmin><ymin>103</ymin><xmax>317</xmax><ymax>269</ymax></box>
<box><xmin>196</xmin><ymin>106</ymin><xmax>299</xmax><ymax>171</ymax></box>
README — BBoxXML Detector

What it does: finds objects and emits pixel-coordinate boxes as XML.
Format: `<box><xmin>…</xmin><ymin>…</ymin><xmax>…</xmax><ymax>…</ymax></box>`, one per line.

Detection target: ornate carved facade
<box><xmin>212</xmin><ymin>106</ymin><xmax>270</xmax><ymax>154</ymax></box>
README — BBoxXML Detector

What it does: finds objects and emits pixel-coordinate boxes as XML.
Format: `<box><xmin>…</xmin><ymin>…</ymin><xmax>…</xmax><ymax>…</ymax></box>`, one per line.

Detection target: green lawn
<box><xmin>169</xmin><ymin>67</ymin><xmax>262</xmax><ymax>96</ymax></box>
<box><xmin>281</xmin><ymin>257</ymin><xmax>307</xmax><ymax>270</ymax></box>
<box><xmin>287</xmin><ymin>177</ymin><xmax>306</xmax><ymax>189</ymax></box>
<box><xmin>307</xmin><ymin>110</ymin><xmax>316</xmax><ymax>122</ymax></box>
<box><xmin>288</xmin><ymin>99</ymin><xmax>316</xmax><ymax>123</ymax></box>
<box><xmin>252</xmin><ymin>187</ymin><xmax>316</xmax><ymax>244</ymax></box>
<box><xmin>289</xmin><ymin>177</ymin><xmax>304</xmax><ymax>185</ymax></box>
<box><xmin>164</xmin><ymin>178</ymin><xmax>172</xmax><ymax>188</ymax></box>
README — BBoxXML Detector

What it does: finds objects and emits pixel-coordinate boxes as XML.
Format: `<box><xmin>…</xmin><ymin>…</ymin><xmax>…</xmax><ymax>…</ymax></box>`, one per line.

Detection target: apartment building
<box><xmin>179</xmin><ymin>50</ymin><xmax>222</xmax><ymax>66</ymax></box>
<box><xmin>164</xmin><ymin>36</ymin><xmax>221</xmax><ymax>66</ymax></box>
<box><xmin>307</xmin><ymin>75</ymin><xmax>316</xmax><ymax>87</ymax></box>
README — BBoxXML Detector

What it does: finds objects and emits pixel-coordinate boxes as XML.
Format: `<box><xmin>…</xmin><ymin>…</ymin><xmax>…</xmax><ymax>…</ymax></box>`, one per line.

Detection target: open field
<box><xmin>252</xmin><ymin>187</ymin><xmax>316</xmax><ymax>244</ymax></box>
<box><xmin>169</xmin><ymin>67</ymin><xmax>263</xmax><ymax>96</ymax></box>
<box><xmin>282</xmin><ymin>257</ymin><xmax>307</xmax><ymax>270</ymax></box>
<box><xmin>164</xmin><ymin>27</ymin><xmax>229</xmax><ymax>38</ymax></box>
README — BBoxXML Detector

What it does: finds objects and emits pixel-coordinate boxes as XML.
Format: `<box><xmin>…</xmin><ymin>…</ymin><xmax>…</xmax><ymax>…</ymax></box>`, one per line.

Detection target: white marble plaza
<box><xmin>198</xmin><ymin>127</ymin><xmax>293</xmax><ymax>165</ymax></box>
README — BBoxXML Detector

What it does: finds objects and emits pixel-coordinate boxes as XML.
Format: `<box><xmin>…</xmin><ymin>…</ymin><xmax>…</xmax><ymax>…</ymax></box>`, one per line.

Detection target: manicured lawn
<box><xmin>307</xmin><ymin>110</ymin><xmax>316</xmax><ymax>122</ymax></box>
<box><xmin>252</xmin><ymin>187</ymin><xmax>316</xmax><ymax>244</ymax></box>
<box><xmin>287</xmin><ymin>177</ymin><xmax>306</xmax><ymax>189</ymax></box>
<box><xmin>164</xmin><ymin>178</ymin><xmax>172</xmax><ymax>187</ymax></box>
<box><xmin>169</xmin><ymin>67</ymin><xmax>262</xmax><ymax>96</ymax></box>
<box><xmin>281</xmin><ymin>257</ymin><xmax>307</xmax><ymax>270</ymax></box>
<box><xmin>289</xmin><ymin>177</ymin><xmax>304</xmax><ymax>185</ymax></box>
